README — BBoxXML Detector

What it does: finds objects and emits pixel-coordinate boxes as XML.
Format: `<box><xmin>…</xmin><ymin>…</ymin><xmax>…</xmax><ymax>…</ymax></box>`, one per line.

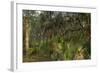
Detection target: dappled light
<box><xmin>23</xmin><ymin>10</ymin><xmax>91</xmax><ymax>62</ymax></box>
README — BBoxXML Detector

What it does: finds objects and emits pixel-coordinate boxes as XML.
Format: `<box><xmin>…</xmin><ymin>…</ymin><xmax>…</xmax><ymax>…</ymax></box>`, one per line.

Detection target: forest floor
<box><xmin>23</xmin><ymin>55</ymin><xmax>52</xmax><ymax>62</ymax></box>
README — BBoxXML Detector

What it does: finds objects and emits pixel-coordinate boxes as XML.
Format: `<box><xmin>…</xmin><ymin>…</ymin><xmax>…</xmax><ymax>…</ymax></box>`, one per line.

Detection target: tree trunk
<box><xmin>23</xmin><ymin>16</ymin><xmax>30</xmax><ymax>56</ymax></box>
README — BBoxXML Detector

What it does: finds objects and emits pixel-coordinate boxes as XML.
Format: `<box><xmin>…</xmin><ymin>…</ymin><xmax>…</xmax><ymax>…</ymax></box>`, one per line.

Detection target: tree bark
<box><xmin>23</xmin><ymin>16</ymin><xmax>30</xmax><ymax>56</ymax></box>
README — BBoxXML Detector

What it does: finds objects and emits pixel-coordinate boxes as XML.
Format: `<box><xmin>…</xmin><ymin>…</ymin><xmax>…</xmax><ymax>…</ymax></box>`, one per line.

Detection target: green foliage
<box><xmin>23</xmin><ymin>10</ymin><xmax>91</xmax><ymax>62</ymax></box>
